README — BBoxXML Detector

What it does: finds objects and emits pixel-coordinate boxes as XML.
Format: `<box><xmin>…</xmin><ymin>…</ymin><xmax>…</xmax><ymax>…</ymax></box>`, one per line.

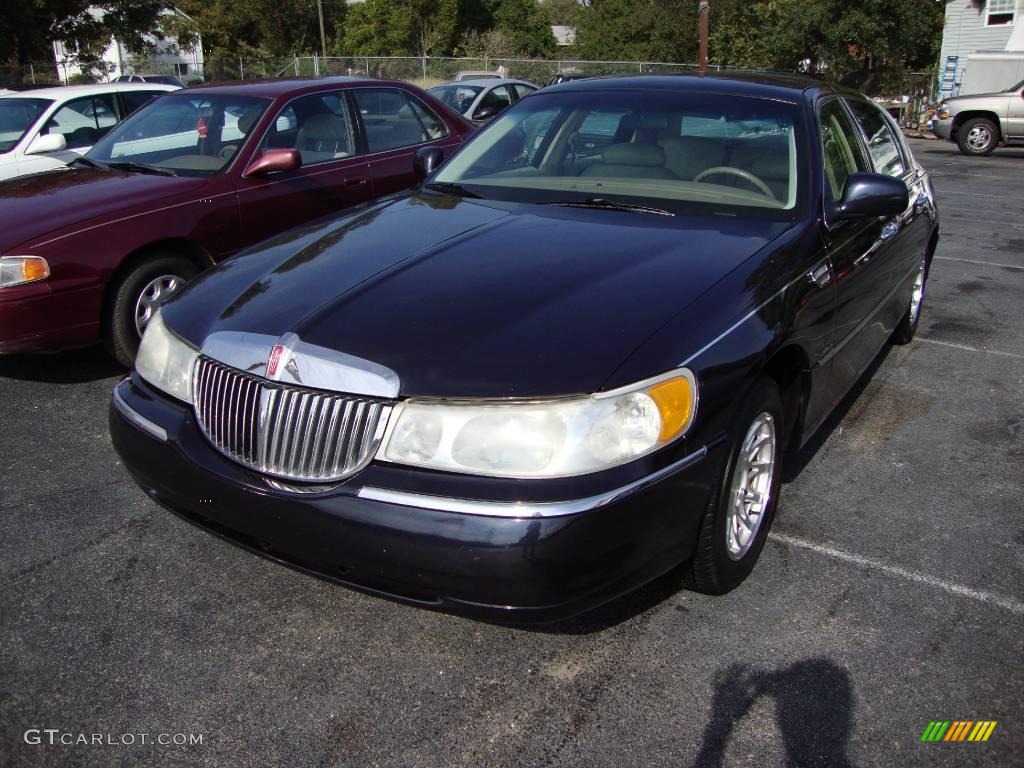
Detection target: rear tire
<box><xmin>956</xmin><ymin>117</ymin><xmax>998</xmax><ymax>156</ymax></box>
<box><xmin>892</xmin><ymin>255</ymin><xmax>928</xmax><ymax>345</ymax></box>
<box><xmin>105</xmin><ymin>254</ymin><xmax>197</xmax><ymax>367</ymax></box>
<box><xmin>687</xmin><ymin>378</ymin><xmax>785</xmax><ymax>595</ymax></box>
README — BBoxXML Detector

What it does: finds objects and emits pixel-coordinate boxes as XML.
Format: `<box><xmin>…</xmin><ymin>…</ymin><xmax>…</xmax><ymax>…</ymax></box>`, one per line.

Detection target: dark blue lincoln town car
<box><xmin>110</xmin><ymin>74</ymin><xmax>939</xmax><ymax>622</ymax></box>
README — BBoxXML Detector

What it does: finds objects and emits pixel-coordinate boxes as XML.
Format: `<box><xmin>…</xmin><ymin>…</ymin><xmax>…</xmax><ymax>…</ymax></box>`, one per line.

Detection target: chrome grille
<box><xmin>192</xmin><ymin>356</ymin><xmax>393</xmax><ymax>483</ymax></box>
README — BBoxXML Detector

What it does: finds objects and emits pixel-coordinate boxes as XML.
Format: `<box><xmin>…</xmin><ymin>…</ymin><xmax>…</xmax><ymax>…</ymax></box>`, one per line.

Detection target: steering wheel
<box><xmin>693</xmin><ymin>166</ymin><xmax>776</xmax><ymax>200</ymax></box>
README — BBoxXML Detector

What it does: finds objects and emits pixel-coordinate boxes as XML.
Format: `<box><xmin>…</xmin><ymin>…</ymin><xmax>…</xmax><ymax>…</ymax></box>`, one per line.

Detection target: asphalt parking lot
<box><xmin>1</xmin><ymin>137</ymin><xmax>1022</xmax><ymax>768</ymax></box>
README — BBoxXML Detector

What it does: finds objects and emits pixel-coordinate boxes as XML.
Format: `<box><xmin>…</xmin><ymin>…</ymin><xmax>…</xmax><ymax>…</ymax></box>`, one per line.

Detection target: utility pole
<box><xmin>317</xmin><ymin>0</ymin><xmax>328</xmax><ymax>59</ymax></box>
<box><xmin>698</xmin><ymin>0</ymin><xmax>709</xmax><ymax>75</ymax></box>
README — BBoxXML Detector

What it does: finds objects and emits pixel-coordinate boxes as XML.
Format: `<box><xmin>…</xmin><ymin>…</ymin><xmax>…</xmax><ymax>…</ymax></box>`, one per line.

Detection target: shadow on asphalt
<box><xmin>691</xmin><ymin>659</ymin><xmax>858</xmax><ymax>768</ymax></box>
<box><xmin>0</xmin><ymin>345</ymin><xmax>125</xmax><ymax>384</ymax></box>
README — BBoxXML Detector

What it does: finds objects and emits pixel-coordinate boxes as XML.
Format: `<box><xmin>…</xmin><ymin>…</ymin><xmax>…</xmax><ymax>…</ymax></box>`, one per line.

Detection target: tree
<box><xmin>341</xmin><ymin>0</ymin><xmax>459</xmax><ymax>56</ymax></box>
<box><xmin>493</xmin><ymin>0</ymin><xmax>556</xmax><ymax>57</ymax></box>
<box><xmin>0</xmin><ymin>0</ymin><xmax>167</xmax><ymax>78</ymax></box>
<box><xmin>573</xmin><ymin>0</ymin><xmax>697</xmax><ymax>62</ymax></box>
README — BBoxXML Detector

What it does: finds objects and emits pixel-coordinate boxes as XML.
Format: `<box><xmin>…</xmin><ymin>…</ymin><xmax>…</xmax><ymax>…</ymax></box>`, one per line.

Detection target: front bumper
<box><xmin>0</xmin><ymin>282</ymin><xmax>101</xmax><ymax>354</ymax></box>
<box><xmin>110</xmin><ymin>377</ymin><xmax>722</xmax><ymax>622</ymax></box>
<box><xmin>932</xmin><ymin>118</ymin><xmax>953</xmax><ymax>141</ymax></box>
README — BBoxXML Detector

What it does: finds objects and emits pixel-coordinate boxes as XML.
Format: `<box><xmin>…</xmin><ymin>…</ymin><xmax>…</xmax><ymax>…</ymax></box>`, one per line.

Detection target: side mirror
<box><xmin>25</xmin><ymin>133</ymin><xmax>67</xmax><ymax>155</ymax></box>
<box><xmin>413</xmin><ymin>146</ymin><xmax>445</xmax><ymax>180</ymax></box>
<box><xmin>473</xmin><ymin>105</ymin><xmax>502</xmax><ymax>122</ymax></box>
<box><xmin>243</xmin><ymin>148</ymin><xmax>301</xmax><ymax>177</ymax></box>
<box><xmin>835</xmin><ymin>172</ymin><xmax>909</xmax><ymax>220</ymax></box>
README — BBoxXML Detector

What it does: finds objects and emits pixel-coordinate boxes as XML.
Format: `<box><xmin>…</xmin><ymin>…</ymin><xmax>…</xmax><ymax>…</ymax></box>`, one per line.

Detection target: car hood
<box><xmin>947</xmin><ymin>91</ymin><xmax>1012</xmax><ymax>108</ymax></box>
<box><xmin>0</xmin><ymin>167</ymin><xmax>209</xmax><ymax>253</ymax></box>
<box><xmin>165</xmin><ymin>193</ymin><xmax>792</xmax><ymax>398</ymax></box>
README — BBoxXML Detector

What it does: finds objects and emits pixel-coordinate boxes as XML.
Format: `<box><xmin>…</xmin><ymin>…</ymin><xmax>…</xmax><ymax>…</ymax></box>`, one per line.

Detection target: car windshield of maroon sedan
<box><xmin>429</xmin><ymin>90</ymin><xmax>804</xmax><ymax>219</ymax></box>
<box><xmin>0</xmin><ymin>98</ymin><xmax>52</xmax><ymax>153</ymax></box>
<box><xmin>86</xmin><ymin>93</ymin><xmax>270</xmax><ymax>177</ymax></box>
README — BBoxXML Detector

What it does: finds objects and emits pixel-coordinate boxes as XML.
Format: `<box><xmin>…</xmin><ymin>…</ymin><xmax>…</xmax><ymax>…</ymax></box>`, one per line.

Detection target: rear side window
<box><xmin>512</xmin><ymin>84</ymin><xmax>536</xmax><ymax>100</ymax></box>
<box><xmin>121</xmin><ymin>90</ymin><xmax>162</xmax><ymax>117</ymax></box>
<box><xmin>353</xmin><ymin>88</ymin><xmax>436</xmax><ymax>153</ymax></box>
<box><xmin>819</xmin><ymin>100</ymin><xmax>869</xmax><ymax>200</ymax></box>
<box><xmin>844</xmin><ymin>98</ymin><xmax>906</xmax><ymax>178</ymax></box>
<box><xmin>46</xmin><ymin>94</ymin><xmax>119</xmax><ymax>149</ymax></box>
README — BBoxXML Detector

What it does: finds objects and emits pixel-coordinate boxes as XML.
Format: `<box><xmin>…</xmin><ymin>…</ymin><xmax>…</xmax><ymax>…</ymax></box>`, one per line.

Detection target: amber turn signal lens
<box><xmin>648</xmin><ymin>376</ymin><xmax>695</xmax><ymax>442</ymax></box>
<box><xmin>0</xmin><ymin>255</ymin><xmax>50</xmax><ymax>287</ymax></box>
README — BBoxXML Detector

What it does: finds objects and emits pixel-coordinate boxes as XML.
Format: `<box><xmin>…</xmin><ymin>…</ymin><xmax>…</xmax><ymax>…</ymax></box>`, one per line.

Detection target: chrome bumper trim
<box><xmin>357</xmin><ymin>446</ymin><xmax>709</xmax><ymax>518</ymax></box>
<box><xmin>112</xmin><ymin>382</ymin><xmax>168</xmax><ymax>442</ymax></box>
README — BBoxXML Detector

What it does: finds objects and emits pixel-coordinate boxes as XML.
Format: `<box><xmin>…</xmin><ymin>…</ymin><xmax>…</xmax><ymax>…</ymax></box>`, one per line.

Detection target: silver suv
<box><xmin>932</xmin><ymin>78</ymin><xmax>1024</xmax><ymax>155</ymax></box>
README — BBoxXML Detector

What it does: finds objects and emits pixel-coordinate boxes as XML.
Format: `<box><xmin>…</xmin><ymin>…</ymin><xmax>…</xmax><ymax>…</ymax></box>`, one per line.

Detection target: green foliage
<box><xmin>0</xmin><ymin>0</ymin><xmax>166</xmax><ymax>74</ymax></box>
<box><xmin>493</xmin><ymin>0</ymin><xmax>556</xmax><ymax>58</ymax></box>
<box><xmin>342</xmin><ymin>0</ymin><xmax>460</xmax><ymax>56</ymax></box>
<box><xmin>574</xmin><ymin>0</ymin><xmax>697</xmax><ymax>62</ymax></box>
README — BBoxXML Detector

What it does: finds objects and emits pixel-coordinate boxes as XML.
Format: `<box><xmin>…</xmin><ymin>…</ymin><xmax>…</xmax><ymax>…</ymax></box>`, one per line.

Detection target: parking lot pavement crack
<box><xmin>0</xmin><ymin>514</ymin><xmax>154</xmax><ymax>586</ymax></box>
<box><xmin>769</xmin><ymin>533</ymin><xmax>1024</xmax><ymax>615</ymax></box>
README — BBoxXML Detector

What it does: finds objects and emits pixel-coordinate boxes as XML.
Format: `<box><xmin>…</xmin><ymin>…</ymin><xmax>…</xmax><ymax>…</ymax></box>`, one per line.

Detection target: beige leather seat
<box><xmin>297</xmin><ymin>113</ymin><xmax>352</xmax><ymax>164</ymax></box>
<box><xmin>580</xmin><ymin>143</ymin><xmax>679</xmax><ymax>180</ymax></box>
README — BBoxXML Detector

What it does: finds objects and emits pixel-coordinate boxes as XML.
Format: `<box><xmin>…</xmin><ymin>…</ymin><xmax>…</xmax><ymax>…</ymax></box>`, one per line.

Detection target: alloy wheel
<box><xmin>725</xmin><ymin>412</ymin><xmax>777</xmax><ymax>560</ymax></box>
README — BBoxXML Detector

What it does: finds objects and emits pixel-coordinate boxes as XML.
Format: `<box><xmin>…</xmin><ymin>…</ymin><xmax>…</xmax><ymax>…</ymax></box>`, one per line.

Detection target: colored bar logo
<box><xmin>921</xmin><ymin>721</ymin><xmax>997</xmax><ymax>742</ymax></box>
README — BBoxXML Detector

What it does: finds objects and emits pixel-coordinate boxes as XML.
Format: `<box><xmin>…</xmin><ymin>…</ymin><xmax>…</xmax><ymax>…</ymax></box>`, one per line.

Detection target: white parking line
<box><xmin>935</xmin><ymin>256</ymin><xmax>1024</xmax><ymax>271</ymax></box>
<box><xmin>917</xmin><ymin>337</ymin><xmax>1024</xmax><ymax>360</ymax></box>
<box><xmin>770</xmin><ymin>533</ymin><xmax>1024</xmax><ymax>615</ymax></box>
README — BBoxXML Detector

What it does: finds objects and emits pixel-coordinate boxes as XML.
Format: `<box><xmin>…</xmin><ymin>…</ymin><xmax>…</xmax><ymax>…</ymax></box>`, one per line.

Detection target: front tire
<box><xmin>892</xmin><ymin>255</ymin><xmax>928</xmax><ymax>345</ymax></box>
<box><xmin>105</xmin><ymin>255</ymin><xmax>197</xmax><ymax>366</ymax></box>
<box><xmin>956</xmin><ymin>117</ymin><xmax>998</xmax><ymax>156</ymax></box>
<box><xmin>687</xmin><ymin>378</ymin><xmax>785</xmax><ymax>594</ymax></box>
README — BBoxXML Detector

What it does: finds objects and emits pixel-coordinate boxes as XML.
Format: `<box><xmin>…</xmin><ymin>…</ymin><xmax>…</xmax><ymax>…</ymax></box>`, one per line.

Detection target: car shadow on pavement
<box><xmin>0</xmin><ymin>345</ymin><xmax>125</xmax><ymax>384</ymax></box>
<box><xmin>692</xmin><ymin>659</ymin><xmax>858</xmax><ymax>768</ymax></box>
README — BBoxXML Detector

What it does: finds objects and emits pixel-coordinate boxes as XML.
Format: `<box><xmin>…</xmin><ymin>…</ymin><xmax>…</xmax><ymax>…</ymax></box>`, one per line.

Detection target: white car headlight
<box><xmin>135</xmin><ymin>309</ymin><xmax>198</xmax><ymax>403</ymax></box>
<box><xmin>379</xmin><ymin>370</ymin><xmax>697</xmax><ymax>478</ymax></box>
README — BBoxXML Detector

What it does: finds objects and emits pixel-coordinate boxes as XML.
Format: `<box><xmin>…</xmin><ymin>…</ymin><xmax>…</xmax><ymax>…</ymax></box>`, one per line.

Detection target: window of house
<box><xmin>987</xmin><ymin>0</ymin><xmax>1015</xmax><ymax>26</ymax></box>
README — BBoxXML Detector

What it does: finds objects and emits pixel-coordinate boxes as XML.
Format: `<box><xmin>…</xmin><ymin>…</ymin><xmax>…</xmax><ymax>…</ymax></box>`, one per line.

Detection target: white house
<box><xmin>53</xmin><ymin>7</ymin><xmax>203</xmax><ymax>84</ymax></box>
<box><xmin>938</xmin><ymin>0</ymin><xmax>1023</xmax><ymax>96</ymax></box>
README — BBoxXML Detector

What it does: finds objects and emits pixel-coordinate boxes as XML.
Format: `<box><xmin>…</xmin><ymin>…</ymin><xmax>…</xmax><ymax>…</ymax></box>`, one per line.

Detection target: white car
<box><xmin>0</xmin><ymin>83</ymin><xmax>178</xmax><ymax>181</ymax></box>
<box><xmin>428</xmin><ymin>78</ymin><xmax>538</xmax><ymax>124</ymax></box>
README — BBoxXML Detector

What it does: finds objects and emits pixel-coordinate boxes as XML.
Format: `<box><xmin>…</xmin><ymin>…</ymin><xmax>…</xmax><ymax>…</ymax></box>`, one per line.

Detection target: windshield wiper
<box><xmin>107</xmin><ymin>161</ymin><xmax>177</xmax><ymax>177</ymax></box>
<box><xmin>66</xmin><ymin>156</ymin><xmax>105</xmax><ymax>170</ymax></box>
<box><xmin>545</xmin><ymin>198</ymin><xmax>674</xmax><ymax>216</ymax></box>
<box><xmin>424</xmin><ymin>181</ymin><xmax>483</xmax><ymax>199</ymax></box>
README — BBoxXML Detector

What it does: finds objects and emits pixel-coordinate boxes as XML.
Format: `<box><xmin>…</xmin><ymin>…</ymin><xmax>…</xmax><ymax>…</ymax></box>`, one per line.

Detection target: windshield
<box><xmin>87</xmin><ymin>93</ymin><xmax>270</xmax><ymax>177</ymax></box>
<box><xmin>428</xmin><ymin>84</ymin><xmax>484</xmax><ymax>115</ymax></box>
<box><xmin>431</xmin><ymin>90</ymin><xmax>805</xmax><ymax>218</ymax></box>
<box><xmin>0</xmin><ymin>98</ymin><xmax>52</xmax><ymax>154</ymax></box>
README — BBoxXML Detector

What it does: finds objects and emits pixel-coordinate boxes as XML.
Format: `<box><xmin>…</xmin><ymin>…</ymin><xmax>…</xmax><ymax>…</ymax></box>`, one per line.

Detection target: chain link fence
<box><xmin>289</xmin><ymin>55</ymin><xmax>725</xmax><ymax>88</ymax></box>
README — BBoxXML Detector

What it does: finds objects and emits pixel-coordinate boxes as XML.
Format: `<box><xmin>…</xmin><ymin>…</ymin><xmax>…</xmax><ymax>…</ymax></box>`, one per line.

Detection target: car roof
<box><xmin>5</xmin><ymin>83</ymin><xmax>179</xmax><ymax>100</ymax></box>
<box><xmin>544</xmin><ymin>71</ymin><xmax>840</xmax><ymax>102</ymax></box>
<box><xmin>181</xmin><ymin>76</ymin><xmax>387</xmax><ymax>99</ymax></box>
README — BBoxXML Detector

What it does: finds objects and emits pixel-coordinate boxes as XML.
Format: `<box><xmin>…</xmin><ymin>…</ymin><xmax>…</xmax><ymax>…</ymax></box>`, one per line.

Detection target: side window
<box><xmin>405</xmin><ymin>94</ymin><xmax>447</xmax><ymax>140</ymax></box>
<box><xmin>844</xmin><ymin>98</ymin><xmax>906</xmax><ymax>178</ymax></box>
<box><xmin>263</xmin><ymin>91</ymin><xmax>355</xmax><ymax>165</ymax></box>
<box><xmin>121</xmin><ymin>91</ymin><xmax>161</xmax><ymax>117</ymax></box>
<box><xmin>353</xmin><ymin>88</ymin><xmax>431</xmax><ymax>153</ymax></box>
<box><xmin>512</xmin><ymin>84</ymin><xmax>536</xmax><ymax>100</ymax></box>
<box><xmin>819</xmin><ymin>100</ymin><xmax>869</xmax><ymax>201</ymax></box>
<box><xmin>474</xmin><ymin>86</ymin><xmax>513</xmax><ymax>118</ymax></box>
<box><xmin>46</xmin><ymin>94</ymin><xmax>119</xmax><ymax>149</ymax></box>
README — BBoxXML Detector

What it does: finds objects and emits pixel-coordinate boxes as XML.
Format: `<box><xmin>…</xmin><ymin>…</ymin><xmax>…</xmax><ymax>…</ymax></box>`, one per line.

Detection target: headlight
<box><xmin>939</xmin><ymin>103</ymin><xmax>951</xmax><ymax>119</ymax></box>
<box><xmin>0</xmin><ymin>256</ymin><xmax>49</xmax><ymax>287</ymax></box>
<box><xmin>379</xmin><ymin>370</ymin><xmax>697</xmax><ymax>478</ymax></box>
<box><xmin>135</xmin><ymin>309</ymin><xmax>198</xmax><ymax>403</ymax></box>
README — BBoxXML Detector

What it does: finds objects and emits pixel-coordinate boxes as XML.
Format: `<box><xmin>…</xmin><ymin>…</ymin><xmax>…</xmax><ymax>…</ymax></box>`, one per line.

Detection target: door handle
<box><xmin>880</xmin><ymin>217</ymin><xmax>900</xmax><ymax>240</ymax></box>
<box><xmin>807</xmin><ymin>263</ymin><xmax>831</xmax><ymax>288</ymax></box>
<box><xmin>343</xmin><ymin>177</ymin><xmax>368</xmax><ymax>187</ymax></box>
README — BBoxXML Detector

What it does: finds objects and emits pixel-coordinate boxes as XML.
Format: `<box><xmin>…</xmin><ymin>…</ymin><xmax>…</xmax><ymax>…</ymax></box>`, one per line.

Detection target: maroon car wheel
<box><xmin>106</xmin><ymin>255</ymin><xmax>198</xmax><ymax>366</ymax></box>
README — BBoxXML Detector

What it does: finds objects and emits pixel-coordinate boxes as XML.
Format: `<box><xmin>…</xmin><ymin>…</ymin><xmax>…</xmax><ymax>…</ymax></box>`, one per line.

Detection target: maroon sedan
<box><xmin>0</xmin><ymin>77</ymin><xmax>473</xmax><ymax>364</ymax></box>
